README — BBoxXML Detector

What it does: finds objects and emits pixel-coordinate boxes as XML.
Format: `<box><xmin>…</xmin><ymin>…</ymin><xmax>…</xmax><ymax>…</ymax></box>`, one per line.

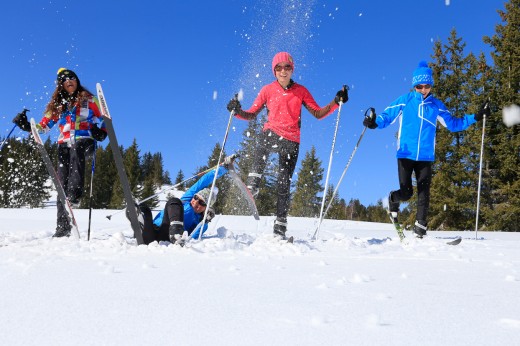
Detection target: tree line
<box><xmin>0</xmin><ymin>136</ymin><xmax>171</xmax><ymax>210</ymax></box>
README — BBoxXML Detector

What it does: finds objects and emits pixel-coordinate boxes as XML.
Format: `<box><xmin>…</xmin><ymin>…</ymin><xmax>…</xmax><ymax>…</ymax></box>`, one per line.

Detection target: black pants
<box><xmin>56</xmin><ymin>139</ymin><xmax>95</xmax><ymax>232</ymax></box>
<box><xmin>250</xmin><ymin>130</ymin><xmax>299</xmax><ymax>220</ymax></box>
<box><xmin>141</xmin><ymin>198</ymin><xmax>184</xmax><ymax>245</ymax></box>
<box><xmin>391</xmin><ymin>158</ymin><xmax>432</xmax><ymax>222</ymax></box>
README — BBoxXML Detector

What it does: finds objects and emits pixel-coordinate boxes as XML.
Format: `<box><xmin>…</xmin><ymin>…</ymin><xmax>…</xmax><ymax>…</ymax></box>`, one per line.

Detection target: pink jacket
<box><xmin>236</xmin><ymin>80</ymin><xmax>338</xmax><ymax>143</ymax></box>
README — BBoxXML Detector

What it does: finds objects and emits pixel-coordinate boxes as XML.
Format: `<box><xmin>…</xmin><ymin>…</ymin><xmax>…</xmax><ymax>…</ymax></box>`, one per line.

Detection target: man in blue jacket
<box><xmin>138</xmin><ymin>155</ymin><xmax>236</xmax><ymax>245</ymax></box>
<box><xmin>363</xmin><ymin>61</ymin><xmax>489</xmax><ymax>238</ymax></box>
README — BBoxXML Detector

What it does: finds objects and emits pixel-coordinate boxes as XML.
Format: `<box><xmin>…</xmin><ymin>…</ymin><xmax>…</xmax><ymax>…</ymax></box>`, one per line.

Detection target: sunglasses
<box><xmin>60</xmin><ymin>76</ymin><xmax>77</xmax><ymax>83</ymax></box>
<box><xmin>193</xmin><ymin>195</ymin><xmax>207</xmax><ymax>207</ymax></box>
<box><xmin>274</xmin><ymin>64</ymin><xmax>293</xmax><ymax>72</ymax></box>
<box><xmin>415</xmin><ymin>84</ymin><xmax>431</xmax><ymax>90</ymax></box>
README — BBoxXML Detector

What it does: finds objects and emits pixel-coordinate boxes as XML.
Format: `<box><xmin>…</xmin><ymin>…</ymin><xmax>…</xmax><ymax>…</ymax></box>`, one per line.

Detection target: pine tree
<box><xmin>151</xmin><ymin>153</ymin><xmax>166</xmax><ymax>186</ymax></box>
<box><xmin>125</xmin><ymin>139</ymin><xmax>142</xmax><ymax>198</ymax></box>
<box><xmin>93</xmin><ymin>145</ymin><xmax>117</xmax><ymax>208</ymax></box>
<box><xmin>109</xmin><ymin>145</ymin><xmax>126</xmax><ymax>209</ymax></box>
<box><xmin>174</xmin><ymin>169</ymin><xmax>186</xmax><ymax>190</ymax></box>
<box><xmin>0</xmin><ymin>137</ymin><xmax>49</xmax><ymax>207</ymax></box>
<box><xmin>481</xmin><ymin>0</ymin><xmax>520</xmax><ymax>231</ymax></box>
<box><xmin>345</xmin><ymin>198</ymin><xmax>367</xmax><ymax>221</ymax></box>
<box><xmin>366</xmin><ymin>199</ymin><xmax>389</xmax><ymax>223</ymax></box>
<box><xmin>323</xmin><ymin>184</ymin><xmax>342</xmax><ymax>219</ymax></box>
<box><xmin>141</xmin><ymin>152</ymin><xmax>154</xmax><ymax>181</ymax></box>
<box><xmin>289</xmin><ymin>146</ymin><xmax>323</xmax><ymax>217</ymax></box>
<box><xmin>140</xmin><ymin>175</ymin><xmax>158</xmax><ymax>209</ymax></box>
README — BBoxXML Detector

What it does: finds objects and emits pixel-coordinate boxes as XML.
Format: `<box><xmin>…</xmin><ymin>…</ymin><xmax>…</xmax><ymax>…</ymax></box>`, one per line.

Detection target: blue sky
<box><xmin>0</xmin><ymin>0</ymin><xmax>506</xmax><ymax>207</ymax></box>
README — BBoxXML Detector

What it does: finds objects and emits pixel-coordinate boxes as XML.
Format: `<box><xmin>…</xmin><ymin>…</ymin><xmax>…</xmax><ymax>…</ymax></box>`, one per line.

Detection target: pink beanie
<box><xmin>272</xmin><ymin>52</ymin><xmax>294</xmax><ymax>76</ymax></box>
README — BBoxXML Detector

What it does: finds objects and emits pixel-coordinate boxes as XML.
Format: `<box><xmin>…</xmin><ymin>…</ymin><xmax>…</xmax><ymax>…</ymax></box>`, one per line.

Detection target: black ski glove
<box><xmin>363</xmin><ymin>107</ymin><xmax>378</xmax><ymax>129</ymax></box>
<box><xmin>12</xmin><ymin>109</ymin><xmax>31</xmax><ymax>132</ymax></box>
<box><xmin>474</xmin><ymin>101</ymin><xmax>491</xmax><ymax>122</ymax></box>
<box><xmin>227</xmin><ymin>98</ymin><xmax>242</xmax><ymax>113</ymax></box>
<box><xmin>334</xmin><ymin>85</ymin><xmax>349</xmax><ymax>105</ymax></box>
<box><xmin>91</xmin><ymin>124</ymin><xmax>107</xmax><ymax>141</ymax></box>
<box><xmin>205</xmin><ymin>207</ymin><xmax>215</xmax><ymax>223</ymax></box>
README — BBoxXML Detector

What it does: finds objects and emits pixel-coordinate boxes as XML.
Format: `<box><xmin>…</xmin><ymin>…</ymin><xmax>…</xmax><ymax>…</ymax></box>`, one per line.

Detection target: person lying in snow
<box><xmin>137</xmin><ymin>154</ymin><xmax>237</xmax><ymax>246</ymax></box>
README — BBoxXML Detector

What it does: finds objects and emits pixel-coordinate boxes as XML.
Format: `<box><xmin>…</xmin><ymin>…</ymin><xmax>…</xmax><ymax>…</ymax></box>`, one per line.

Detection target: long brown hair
<box><xmin>44</xmin><ymin>82</ymin><xmax>93</xmax><ymax>119</ymax></box>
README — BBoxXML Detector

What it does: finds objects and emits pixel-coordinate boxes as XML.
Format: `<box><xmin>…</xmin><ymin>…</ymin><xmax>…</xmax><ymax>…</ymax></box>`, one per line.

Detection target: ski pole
<box><xmin>315</xmin><ymin>85</ymin><xmax>347</xmax><ymax>240</ymax></box>
<box><xmin>105</xmin><ymin>164</ymin><xmax>221</xmax><ymax>220</ymax></box>
<box><xmin>87</xmin><ymin>142</ymin><xmax>97</xmax><ymax>241</ymax></box>
<box><xmin>197</xmin><ymin>94</ymin><xmax>237</xmax><ymax>240</ymax></box>
<box><xmin>475</xmin><ymin>99</ymin><xmax>490</xmax><ymax>240</ymax></box>
<box><xmin>312</xmin><ymin>107</ymin><xmax>375</xmax><ymax>240</ymax></box>
<box><xmin>0</xmin><ymin>124</ymin><xmax>17</xmax><ymax>151</ymax></box>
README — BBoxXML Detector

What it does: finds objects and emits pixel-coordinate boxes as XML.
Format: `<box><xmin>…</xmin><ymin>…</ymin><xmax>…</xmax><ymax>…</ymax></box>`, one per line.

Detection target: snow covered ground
<box><xmin>1</xmin><ymin>207</ymin><xmax>519</xmax><ymax>345</ymax></box>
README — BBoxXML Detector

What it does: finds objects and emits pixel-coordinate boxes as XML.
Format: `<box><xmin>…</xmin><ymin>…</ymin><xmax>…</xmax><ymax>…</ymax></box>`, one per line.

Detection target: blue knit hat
<box><xmin>412</xmin><ymin>61</ymin><xmax>434</xmax><ymax>87</ymax></box>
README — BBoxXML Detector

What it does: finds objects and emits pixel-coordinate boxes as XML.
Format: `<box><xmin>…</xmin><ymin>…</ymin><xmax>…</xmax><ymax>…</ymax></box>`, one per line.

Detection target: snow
<box><xmin>1</xmin><ymin>207</ymin><xmax>519</xmax><ymax>345</ymax></box>
<box><xmin>502</xmin><ymin>104</ymin><xmax>520</xmax><ymax>127</ymax></box>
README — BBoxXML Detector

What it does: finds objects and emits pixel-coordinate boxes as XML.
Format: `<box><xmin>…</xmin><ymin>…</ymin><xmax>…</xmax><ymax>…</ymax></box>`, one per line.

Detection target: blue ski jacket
<box><xmin>153</xmin><ymin>167</ymin><xmax>228</xmax><ymax>238</ymax></box>
<box><xmin>375</xmin><ymin>91</ymin><xmax>478</xmax><ymax>161</ymax></box>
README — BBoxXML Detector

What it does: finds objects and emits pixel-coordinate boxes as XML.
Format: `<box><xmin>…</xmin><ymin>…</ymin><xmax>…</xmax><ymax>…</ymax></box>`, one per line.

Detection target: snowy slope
<box><xmin>0</xmin><ymin>207</ymin><xmax>519</xmax><ymax>346</ymax></box>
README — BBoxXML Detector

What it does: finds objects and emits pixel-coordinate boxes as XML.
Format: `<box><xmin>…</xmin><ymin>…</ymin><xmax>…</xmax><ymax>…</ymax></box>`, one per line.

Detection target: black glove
<box><xmin>363</xmin><ymin>107</ymin><xmax>378</xmax><ymax>129</ymax></box>
<box><xmin>227</xmin><ymin>98</ymin><xmax>242</xmax><ymax>113</ymax></box>
<box><xmin>12</xmin><ymin>109</ymin><xmax>31</xmax><ymax>132</ymax></box>
<box><xmin>474</xmin><ymin>101</ymin><xmax>491</xmax><ymax>122</ymax></box>
<box><xmin>334</xmin><ymin>85</ymin><xmax>349</xmax><ymax>105</ymax></box>
<box><xmin>91</xmin><ymin>124</ymin><xmax>107</xmax><ymax>141</ymax></box>
<box><xmin>205</xmin><ymin>207</ymin><xmax>215</xmax><ymax>223</ymax></box>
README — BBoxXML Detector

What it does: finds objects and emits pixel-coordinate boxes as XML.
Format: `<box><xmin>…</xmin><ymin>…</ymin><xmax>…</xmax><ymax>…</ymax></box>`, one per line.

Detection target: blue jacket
<box><xmin>153</xmin><ymin>167</ymin><xmax>228</xmax><ymax>238</ymax></box>
<box><xmin>375</xmin><ymin>91</ymin><xmax>477</xmax><ymax>161</ymax></box>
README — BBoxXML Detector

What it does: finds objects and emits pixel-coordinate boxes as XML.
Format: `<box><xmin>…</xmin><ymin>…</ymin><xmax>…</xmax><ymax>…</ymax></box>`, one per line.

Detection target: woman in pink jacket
<box><xmin>227</xmin><ymin>52</ymin><xmax>348</xmax><ymax>239</ymax></box>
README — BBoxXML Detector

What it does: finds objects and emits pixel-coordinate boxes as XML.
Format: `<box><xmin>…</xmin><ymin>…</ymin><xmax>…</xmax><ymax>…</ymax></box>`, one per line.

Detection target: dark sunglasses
<box><xmin>274</xmin><ymin>64</ymin><xmax>293</xmax><ymax>72</ymax></box>
<box><xmin>193</xmin><ymin>195</ymin><xmax>207</xmax><ymax>207</ymax></box>
<box><xmin>415</xmin><ymin>84</ymin><xmax>431</xmax><ymax>90</ymax></box>
<box><xmin>60</xmin><ymin>76</ymin><xmax>77</xmax><ymax>83</ymax></box>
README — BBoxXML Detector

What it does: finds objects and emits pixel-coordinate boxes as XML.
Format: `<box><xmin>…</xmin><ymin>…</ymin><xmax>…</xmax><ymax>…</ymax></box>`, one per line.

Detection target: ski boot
<box><xmin>53</xmin><ymin>214</ymin><xmax>71</xmax><ymax>237</ymax></box>
<box><xmin>388</xmin><ymin>191</ymin><xmax>400</xmax><ymax>213</ymax></box>
<box><xmin>52</xmin><ymin>227</ymin><xmax>71</xmax><ymax>238</ymax></box>
<box><xmin>273</xmin><ymin>218</ymin><xmax>294</xmax><ymax>243</ymax></box>
<box><xmin>413</xmin><ymin>220</ymin><xmax>428</xmax><ymax>239</ymax></box>
<box><xmin>169</xmin><ymin>221</ymin><xmax>185</xmax><ymax>245</ymax></box>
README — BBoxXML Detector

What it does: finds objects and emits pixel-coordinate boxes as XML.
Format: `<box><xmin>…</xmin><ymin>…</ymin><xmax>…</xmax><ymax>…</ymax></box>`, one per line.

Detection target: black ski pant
<box><xmin>390</xmin><ymin>158</ymin><xmax>432</xmax><ymax>223</ymax></box>
<box><xmin>250</xmin><ymin>130</ymin><xmax>299</xmax><ymax>220</ymax></box>
<box><xmin>141</xmin><ymin>197</ymin><xmax>184</xmax><ymax>245</ymax></box>
<box><xmin>56</xmin><ymin>139</ymin><xmax>95</xmax><ymax>232</ymax></box>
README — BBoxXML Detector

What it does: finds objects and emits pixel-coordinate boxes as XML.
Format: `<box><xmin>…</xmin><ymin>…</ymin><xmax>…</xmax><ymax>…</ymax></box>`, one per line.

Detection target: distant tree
<box><xmin>92</xmin><ymin>145</ymin><xmax>117</xmax><ymax>209</ymax></box>
<box><xmin>289</xmin><ymin>146</ymin><xmax>323</xmax><ymax>217</ymax></box>
<box><xmin>366</xmin><ymin>199</ymin><xmax>388</xmax><ymax>223</ymax></box>
<box><xmin>323</xmin><ymin>184</ymin><xmax>343</xmax><ymax>220</ymax></box>
<box><xmin>481</xmin><ymin>0</ymin><xmax>520</xmax><ymax>231</ymax></box>
<box><xmin>174</xmin><ymin>169</ymin><xmax>186</xmax><ymax>190</ymax></box>
<box><xmin>345</xmin><ymin>198</ymin><xmax>367</xmax><ymax>221</ymax></box>
<box><xmin>0</xmin><ymin>137</ymin><xmax>49</xmax><ymax>207</ymax></box>
<box><xmin>140</xmin><ymin>175</ymin><xmax>159</xmax><ymax>209</ymax></box>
